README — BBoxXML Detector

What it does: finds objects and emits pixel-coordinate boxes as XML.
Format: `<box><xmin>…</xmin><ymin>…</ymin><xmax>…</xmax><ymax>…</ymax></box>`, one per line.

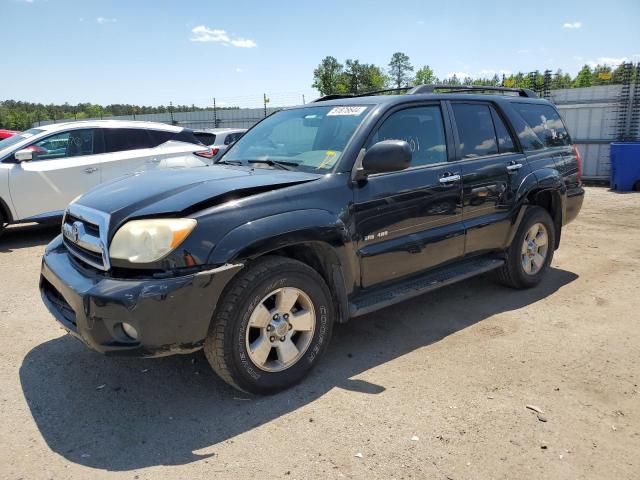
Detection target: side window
<box><xmin>451</xmin><ymin>103</ymin><xmax>498</xmax><ymax>158</ymax></box>
<box><xmin>512</xmin><ymin>103</ymin><xmax>571</xmax><ymax>148</ymax></box>
<box><xmin>29</xmin><ymin>129</ymin><xmax>96</xmax><ymax>160</ymax></box>
<box><xmin>367</xmin><ymin>106</ymin><xmax>447</xmax><ymax>167</ymax></box>
<box><xmin>104</xmin><ymin>128</ymin><xmax>154</xmax><ymax>153</ymax></box>
<box><xmin>148</xmin><ymin>130</ymin><xmax>175</xmax><ymax>147</ymax></box>
<box><xmin>223</xmin><ymin>134</ymin><xmax>234</xmax><ymax>146</ymax></box>
<box><xmin>490</xmin><ymin>107</ymin><xmax>516</xmax><ymax>153</ymax></box>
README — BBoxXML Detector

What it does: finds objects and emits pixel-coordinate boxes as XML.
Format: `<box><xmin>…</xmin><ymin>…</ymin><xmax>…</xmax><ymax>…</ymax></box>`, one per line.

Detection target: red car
<box><xmin>0</xmin><ymin>129</ymin><xmax>20</xmax><ymax>140</ymax></box>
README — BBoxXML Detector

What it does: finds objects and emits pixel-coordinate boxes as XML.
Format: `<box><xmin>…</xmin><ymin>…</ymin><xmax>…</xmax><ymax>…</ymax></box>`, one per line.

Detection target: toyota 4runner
<box><xmin>39</xmin><ymin>85</ymin><xmax>584</xmax><ymax>394</ymax></box>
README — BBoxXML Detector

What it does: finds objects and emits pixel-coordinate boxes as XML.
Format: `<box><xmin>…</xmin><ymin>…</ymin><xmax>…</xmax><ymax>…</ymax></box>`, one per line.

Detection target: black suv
<box><xmin>40</xmin><ymin>85</ymin><xmax>584</xmax><ymax>394</ymax></box>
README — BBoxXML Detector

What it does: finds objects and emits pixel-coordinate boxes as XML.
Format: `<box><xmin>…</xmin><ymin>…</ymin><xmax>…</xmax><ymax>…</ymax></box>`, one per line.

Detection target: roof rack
<box><xmin>312</xmin><ymin>84</ymin><xmax>538</xmax><ymax>103</ymax></box>
<box><xmin>312</xmin><ymin>87</ymin><xmax>414</xmax><ymax>102</ymax></box>
<box><xmin>407</xmin><ymin>84</ymin><xmax>538</xmax><ymax>98</ymax></box>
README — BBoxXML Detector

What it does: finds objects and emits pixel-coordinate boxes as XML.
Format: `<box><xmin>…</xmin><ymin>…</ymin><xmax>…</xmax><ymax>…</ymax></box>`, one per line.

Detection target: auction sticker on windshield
<box><xmin>327</xmin><ymin>106</ymin><xmax>368</xmax><ymax>116</ymax></box>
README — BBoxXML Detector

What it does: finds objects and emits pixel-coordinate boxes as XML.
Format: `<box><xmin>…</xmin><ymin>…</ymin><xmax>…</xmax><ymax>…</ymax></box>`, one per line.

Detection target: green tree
<box><xmin>388</xmin><ymin>52</ymin><xmax>414</xmax><ymax>88</ymax></box>
<box><xmin>312</xmin><ymin>56</ymin><xmax>344</xmax><ymax>95</ymax></box>
<box><xmin>414</xmin><ymin>65</ymin><xmax>436</xmax><ymax>85</ymax></box>
<box><xmin>574</xmin><ymin>65</ymin><xmax>593</xmax><ymax>88</ymax></box>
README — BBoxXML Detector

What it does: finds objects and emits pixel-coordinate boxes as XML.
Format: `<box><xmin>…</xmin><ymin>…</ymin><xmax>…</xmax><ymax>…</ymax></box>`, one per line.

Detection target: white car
<box><xmin>193</xmin><ymin>128</ymin><xmax>246</xmax><ymax>162</ymax></box>
<box><xmin>0</xmin><ymin>120</ymin><xmax>214</xmax><ymax>229</ymax></box>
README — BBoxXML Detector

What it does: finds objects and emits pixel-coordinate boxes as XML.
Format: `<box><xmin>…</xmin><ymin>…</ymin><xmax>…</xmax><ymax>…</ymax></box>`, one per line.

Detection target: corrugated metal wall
<box><xmin>551</xmin><ymin>85</ymin><xmax>621</xmax><ymax>180</ymax></box>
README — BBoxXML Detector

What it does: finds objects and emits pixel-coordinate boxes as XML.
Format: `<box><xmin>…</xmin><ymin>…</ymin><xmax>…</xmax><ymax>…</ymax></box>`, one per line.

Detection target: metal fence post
<box><xmin>213</xmin><ymin>98</ymin><xmax>217</xmax><ymax>128</ymax></box>
<box><xmin>169</xmin><ymin>101</ymin><xmax>175</xmax><ymax>125</ymax></box>
<box><xmin>263</xmin><ymin>93</ymin><xmax>268</xmax><ymax>118</ymax></box>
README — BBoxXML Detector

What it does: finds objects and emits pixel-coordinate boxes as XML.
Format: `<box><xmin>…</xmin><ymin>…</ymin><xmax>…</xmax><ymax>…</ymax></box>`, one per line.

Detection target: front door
<box><xmin>448</xmin><ymin>101</ymin><xmax>529</xmax><ymax>254</ymax></box>
<box><xmin>353</xmin><ymin>104</ymin><xmax>465</xmax><ymax>288</ymax></box>
<box><xmin>8</xmin><ymin>128</ymin><xmax>101</xmax><ymax>220</ymax></box>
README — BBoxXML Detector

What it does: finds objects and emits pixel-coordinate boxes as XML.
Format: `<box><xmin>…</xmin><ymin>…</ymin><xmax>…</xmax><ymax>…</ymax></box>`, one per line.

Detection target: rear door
<box><xmin>98</xmin><ymin>128</ymin><xmax>160</xmax><ymax>181</ymax></box>
<box><xmin>448</xmin><ymin>101</ymin><xmax>529</xmax><ymax>254</ymax></box>
<box><xmin>8</xmin><ymin>128</ymin><xmax>102</xmax><ymax>219</ymax></box>
<box><xmin>353</xmin><ymin>103</ymin><xmax>465</xmax><ymax>288</ymax></box>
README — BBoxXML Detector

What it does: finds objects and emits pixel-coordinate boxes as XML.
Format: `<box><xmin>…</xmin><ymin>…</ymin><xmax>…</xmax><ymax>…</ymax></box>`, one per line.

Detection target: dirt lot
<box><xmin>0</xmin><ymin>186</ymin><xmax>639</xmax><ymax>480</ymax></box>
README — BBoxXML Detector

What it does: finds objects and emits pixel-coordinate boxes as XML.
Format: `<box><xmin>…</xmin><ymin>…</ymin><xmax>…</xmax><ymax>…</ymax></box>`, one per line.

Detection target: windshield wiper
<box><xmin>216</xmin><ymin>159</ymin><xmax>243</xmax><ymax>165</ymax></box>
<box><xmin>247</xmin><ymin>159</ymin><xmax>299</xmax><ymax>171</ymax></box>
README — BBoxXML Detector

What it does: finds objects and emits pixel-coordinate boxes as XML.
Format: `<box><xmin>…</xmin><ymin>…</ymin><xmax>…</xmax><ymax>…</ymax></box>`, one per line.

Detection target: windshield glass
<box><xmin>221</xmin><ymin>105</ymin><xmax>371</xmax><ymax>172</ymax></box>
<box><xmin>0</xmin><ymin>128</ymin><xmax>44</xmax><ymax>151</ymax></box>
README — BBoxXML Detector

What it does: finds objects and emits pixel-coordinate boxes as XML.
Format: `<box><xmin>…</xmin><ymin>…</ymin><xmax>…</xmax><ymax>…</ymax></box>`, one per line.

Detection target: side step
<box><xmin>349</xmin><ymin>256</ymin><xmax>504</xmax><ymax>318</ymax></box>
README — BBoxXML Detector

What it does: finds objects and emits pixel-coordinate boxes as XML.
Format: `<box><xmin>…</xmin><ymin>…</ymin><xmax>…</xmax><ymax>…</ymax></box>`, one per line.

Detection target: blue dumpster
<box><xmin>610</xmin><ymin>142</ymin><xmax>640</xmax><ymax>192</ymax></box>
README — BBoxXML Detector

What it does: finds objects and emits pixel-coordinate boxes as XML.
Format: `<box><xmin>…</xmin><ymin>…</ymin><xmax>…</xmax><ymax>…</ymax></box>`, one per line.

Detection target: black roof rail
<box><xmin>408</xmin><ymin>84</ymin><xmax>539</xmax><ymax>98</ymax></box>
<box><xmin>312</xmin><ymin>94</ymin><xmax>355</xmax><ymax>102</ymax></box>
<box><xmin>313</xmin><ymin>87</ymin><xmax>413</xmax><ymax>102</ymax></box>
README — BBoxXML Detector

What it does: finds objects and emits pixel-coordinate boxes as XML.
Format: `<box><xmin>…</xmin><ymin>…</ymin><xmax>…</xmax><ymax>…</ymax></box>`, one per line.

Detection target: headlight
<box><xmin>109</xmin><ymin>218</ymin><xmax>197</xmax><ymax>263</ymax></box>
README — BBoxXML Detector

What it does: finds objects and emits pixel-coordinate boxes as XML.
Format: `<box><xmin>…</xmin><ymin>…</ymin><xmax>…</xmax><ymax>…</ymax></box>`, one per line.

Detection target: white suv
<box><xmin>0</xmin><ymin>120</ymin><xmax>214</xmax><ymax>229</ymax></box>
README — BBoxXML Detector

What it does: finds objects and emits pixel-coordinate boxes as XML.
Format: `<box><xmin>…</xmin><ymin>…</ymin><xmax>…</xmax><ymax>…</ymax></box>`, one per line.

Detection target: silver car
<box><xmin>193</xmin><ymin>128</ymin><xmax>246</xmax><ymax>162</ymax></box>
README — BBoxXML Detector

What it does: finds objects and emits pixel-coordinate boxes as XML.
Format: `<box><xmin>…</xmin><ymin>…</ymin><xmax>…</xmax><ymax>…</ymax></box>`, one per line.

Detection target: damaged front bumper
<box><xmin>40</xmin><ymin>235</ymin><xmax>242</xmax><ymax>357</ymax></box>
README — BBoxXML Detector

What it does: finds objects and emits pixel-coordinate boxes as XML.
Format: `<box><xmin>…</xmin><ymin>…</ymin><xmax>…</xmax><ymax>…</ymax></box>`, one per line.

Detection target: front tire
<box><xmin>204</xmin><ymin>256</ymin><xmax>335</xmax><ymax>394</ymax></box>
<box><xmin>495</xmin><ymin>206</ymin><xmax>555</xmax><ymax>289</ymax></box>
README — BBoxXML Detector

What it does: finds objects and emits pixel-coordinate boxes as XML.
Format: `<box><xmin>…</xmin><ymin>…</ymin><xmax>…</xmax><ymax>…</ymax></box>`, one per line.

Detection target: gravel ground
<box><xmin>0</xmin><ymin>186</ymin><xmax>639</xmax><ymax>480</ymax></box>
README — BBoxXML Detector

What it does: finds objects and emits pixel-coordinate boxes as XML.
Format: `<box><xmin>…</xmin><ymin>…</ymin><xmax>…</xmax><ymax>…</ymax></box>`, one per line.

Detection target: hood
<box><xmin>75</xmin><ymin>165</ymin><xmax>322</xmax><ymax>228</ymax></box>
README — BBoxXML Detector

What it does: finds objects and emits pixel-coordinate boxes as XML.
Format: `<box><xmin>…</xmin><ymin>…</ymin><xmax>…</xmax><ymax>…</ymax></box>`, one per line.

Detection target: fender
<box><xmin>208</xmin><ymin>209</ymin><xmax>358</xmax><ymax>321</ymax></box>
<box><xmin>506</xmin><ymin>168</ymin><xmax>565</xmax><ymax>248</ymax></box>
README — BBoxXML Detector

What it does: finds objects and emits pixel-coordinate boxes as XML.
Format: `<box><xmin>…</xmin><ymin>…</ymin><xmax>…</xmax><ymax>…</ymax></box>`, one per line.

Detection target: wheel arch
<box><xmin>0</xmin><ymin>195</ymin><xmax>13</xmax><ymax>224</ymax></box>
<box><xmin>511</xmin><ymin>168</ymin><xmax>564</xmax><ymax>250</ymax></box>
<box><xmin>208</xmin><ymin>209</ymin><xmax>356</xmax><ymax>323</ymax></box>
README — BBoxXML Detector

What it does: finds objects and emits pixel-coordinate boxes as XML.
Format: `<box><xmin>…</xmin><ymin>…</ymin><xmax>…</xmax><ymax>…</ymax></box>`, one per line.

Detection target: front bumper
<box><xmin>40</xmin><ymin>235</ymin><xmax>242</xmax><ymax>357</ymax></box>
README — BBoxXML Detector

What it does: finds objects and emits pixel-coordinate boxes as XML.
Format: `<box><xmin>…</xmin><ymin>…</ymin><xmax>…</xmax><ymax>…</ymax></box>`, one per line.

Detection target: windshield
<box><xmin>0</xmin><ymin>128</ymin><xmax>45</xmax><ymax>151</ymax></box>
<box><xmin>221</xmin><ymin>105</ymin><xmax>371</xmax><ymax>172</ymax></box>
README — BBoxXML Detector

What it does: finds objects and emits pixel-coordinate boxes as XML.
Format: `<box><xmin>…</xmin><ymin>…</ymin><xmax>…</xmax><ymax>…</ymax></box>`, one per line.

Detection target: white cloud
<box><xmin>96</xmin><ymin>17</ymin><xmax>117</xmax><ymax>24</ymax></box>
<box><xmin>562</xmin><ymin>21</ymin><xmax>582</xmax><ymax>29</ymax></box>
<box><xmin>417</xmin><ymin>20</ymin><xmax>425</xmax><ymax>25</ymax></box>
<box><xmin>517</xmin><ymin>49</ymin><xmax>530</xmax><ymax>54</ymax></box>
<box><xmin>190</xmin><ymin>26</ymin><xmax>257</xmax><ymax>48</ymax></box>
<box><xmin>632</xmin><ymin>53</ymin><xmax>640</xmax><ymax>59</ymax></box>
<box><xmin>235</xmin><ymin>67</ymin><xmax>243</xmax><ymax>73</ymax></box>
<box><xmin>572</xmin><ymin>55</ymin><xmax>583</xmax><ymax>61</ymax></box>
<box><xmin>587</xmin><ymin>56</ymin><xmax>628</xmax><ymax>67</ymax></box>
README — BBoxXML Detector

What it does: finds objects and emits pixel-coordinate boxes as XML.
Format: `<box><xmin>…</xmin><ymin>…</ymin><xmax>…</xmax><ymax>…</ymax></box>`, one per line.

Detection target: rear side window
<box><xmin>368</xmin><ymin>105</ymin><xmax>448</xmax><ymax>167</ymax></box>
<box><xmin>512</xmin><ymin>103</ymin><xmax>571</xmax><ymax>148</ymax></box>
<box><xmin>148</xmin><ymin>130</ymin><xmax>175</xmax><ymax>146</ymax></box>
<box><xmin>104</xmin><ymin>128</ymin><xmax>154</xmax><ymax>153</ymax></box>
<box><xmin>451</xmin><ymin>103</ymin><xmax>499</xmax><ymax>158</ymax></box>
<box><xmin>174</xmin><ymin>130</ymin><xmax>204</xmax><ymax>145</ymax></box>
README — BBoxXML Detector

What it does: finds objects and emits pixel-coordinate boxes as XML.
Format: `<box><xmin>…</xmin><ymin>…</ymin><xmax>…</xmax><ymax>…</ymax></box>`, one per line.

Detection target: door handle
<box><xmin>506</xmin><ymin>163</ymin><xmax>523</xmax><ymax>172</ymax></box>
<box><xmin>84</xmin><ymin>167</ymin><xmax>99</xmax><ymax>174</ymax></box>
<box><xmin>439</xmin><ymin>174</ymin><xmax>461</xmax><ymax>184</ymax></box>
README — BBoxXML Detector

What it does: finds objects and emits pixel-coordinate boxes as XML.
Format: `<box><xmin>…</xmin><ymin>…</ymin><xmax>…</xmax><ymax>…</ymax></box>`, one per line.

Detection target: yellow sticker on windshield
<box><xmin>317</xmin><ymin>151</ymin><xmax>337</xmax><ymax>169</ymax></box>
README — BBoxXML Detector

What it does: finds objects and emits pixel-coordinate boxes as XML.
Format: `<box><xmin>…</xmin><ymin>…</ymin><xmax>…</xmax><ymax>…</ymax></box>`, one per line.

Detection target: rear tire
<box><xmin>204</xmin><ymin>256</ymin><xmax>335</xmax><ymax>394</ymax></box>
<box><xmin>495</xmin><ymin>206</ymin><xmax>555</xmax><ymax>289</ymax></box>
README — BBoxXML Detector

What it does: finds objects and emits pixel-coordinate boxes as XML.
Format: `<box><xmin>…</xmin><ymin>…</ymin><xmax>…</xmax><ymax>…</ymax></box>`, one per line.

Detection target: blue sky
<box><xmin>2</xmin><ymin>0</ymin><xmax>639</xmax><ymax>107</ymax></box>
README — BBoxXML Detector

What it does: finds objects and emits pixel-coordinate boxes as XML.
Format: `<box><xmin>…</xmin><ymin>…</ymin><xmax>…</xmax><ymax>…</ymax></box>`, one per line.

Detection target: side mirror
<box><xmin>14</xmin><ymin>148</ymin><xmax>34</xmax><ymax>162</ymax></box>
<box><xmin>354</xmin><ymin>140</ymin><xmax>411</xmax><ymax>180</ymax></box>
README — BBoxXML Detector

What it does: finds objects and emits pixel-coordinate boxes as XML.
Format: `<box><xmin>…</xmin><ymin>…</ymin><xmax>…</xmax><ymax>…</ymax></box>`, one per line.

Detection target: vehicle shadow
<box><xmin>19</xmin><ymin>267</ymin><xmax>578</xmax><ymax>471</ymax></box>
<box><xmin>0</xmin><ymin>223</ymin><xmax>59</xmax><ymax>252</ymax></box>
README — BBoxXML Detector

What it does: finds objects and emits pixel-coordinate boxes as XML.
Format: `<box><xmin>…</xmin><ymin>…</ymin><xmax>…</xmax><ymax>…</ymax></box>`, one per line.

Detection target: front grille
<box><xmin>64</xmin><ymin>213</ymin><xmax>100</xmax><ymax>237</ymax></box>
<box><xmin>41</xmin><ymin>278</ymin><xmax>76</xmax><ymax>326</ymax></box>
<box><xmin>62</xmin><ymin>205</ymin><xmax>111</xmax><ymax>271</ymax></box>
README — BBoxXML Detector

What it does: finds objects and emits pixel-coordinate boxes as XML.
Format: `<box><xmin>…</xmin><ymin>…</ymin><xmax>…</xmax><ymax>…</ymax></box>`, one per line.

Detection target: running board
<box><xmin>349</xmin><ymin>257</ymin><xmax>504</xmax><ymax>318</ymax></box>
